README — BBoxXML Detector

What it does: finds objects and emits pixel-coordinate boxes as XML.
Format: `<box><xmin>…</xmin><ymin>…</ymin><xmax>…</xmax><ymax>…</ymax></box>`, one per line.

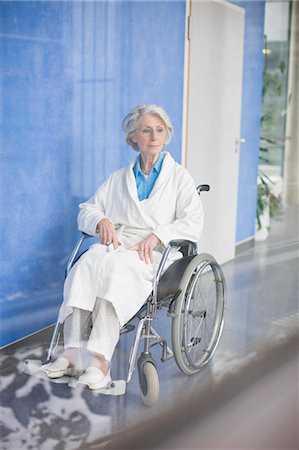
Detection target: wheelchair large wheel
<box><xmin>172</xmin><ymin>253</ymin><xmax>225</xmax><ymax>375</ymax></box>
<box><xmin>139</xmin><ymin>362</ymin><xmax>159</xmax><ymax>407</ymax></box>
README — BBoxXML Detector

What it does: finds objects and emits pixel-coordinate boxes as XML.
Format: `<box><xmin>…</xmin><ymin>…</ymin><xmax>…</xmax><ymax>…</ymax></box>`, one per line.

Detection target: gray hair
<box><xmin>122</xmin><ymin>104</ymin><xmax>174</xmax><ymax>151</ymax></box>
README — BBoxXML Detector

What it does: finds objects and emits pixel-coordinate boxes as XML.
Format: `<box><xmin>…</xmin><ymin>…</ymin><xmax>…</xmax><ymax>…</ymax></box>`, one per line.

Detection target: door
<box><xmin>185</xmin><ymin>0</ymin><xmax>245</xmax><ymax>264</ymax></box>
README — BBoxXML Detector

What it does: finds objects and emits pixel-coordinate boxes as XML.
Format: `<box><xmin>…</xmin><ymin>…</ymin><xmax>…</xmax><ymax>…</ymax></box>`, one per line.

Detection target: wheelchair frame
<box><xmin>45</xmin><ymin>185</ymin><xmax>226</xmax><ymax>407</ymax></box>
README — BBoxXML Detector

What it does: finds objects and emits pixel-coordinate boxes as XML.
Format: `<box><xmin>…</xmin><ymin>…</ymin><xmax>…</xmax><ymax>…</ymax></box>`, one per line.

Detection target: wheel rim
<box><xmin>180</xmin><ymin>259</ymin><xmax>225</xmax><ymax>371</ymax></box>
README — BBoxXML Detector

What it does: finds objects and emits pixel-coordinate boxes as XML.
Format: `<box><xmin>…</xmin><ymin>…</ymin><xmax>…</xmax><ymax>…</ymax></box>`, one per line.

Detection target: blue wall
<box><xmin>0</xmin><ymin>0</ymin><xmax>186</xmax><ymax>347</ymax></box>
<box><xmin>232</xmin><ymin>0</ymin><xmax>265</xmax><ymax>243</ymax></box>
<box><xmin>0</xmin><ymin>0</ymin><xmax>266</xmax><ymax>347</ymax></box>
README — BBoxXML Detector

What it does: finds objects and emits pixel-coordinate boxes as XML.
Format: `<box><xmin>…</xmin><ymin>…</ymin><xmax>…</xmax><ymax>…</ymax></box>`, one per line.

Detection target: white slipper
<box><xmin>39</xmin><ymin>357</ymin><xmax>76</xmax><ymax>379</ymax></box>
<box><xmin>78</xmin><ymin>367</ymin><xmax>112</xmax><ymax>390</ymax></box>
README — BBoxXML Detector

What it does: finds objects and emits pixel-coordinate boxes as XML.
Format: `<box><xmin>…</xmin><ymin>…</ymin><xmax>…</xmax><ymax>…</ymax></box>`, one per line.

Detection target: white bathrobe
<box><xmin>59</xmin><ymin>152</ymin><xmax>204</xmax><ymax>328</ymax></box>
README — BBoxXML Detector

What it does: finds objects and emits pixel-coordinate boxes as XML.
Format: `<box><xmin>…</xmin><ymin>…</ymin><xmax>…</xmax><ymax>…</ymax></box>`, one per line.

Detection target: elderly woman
<box><xmin>41</xmin><ymin>104</ymin><xmax>204</xmax><ymax>389</ymax></box>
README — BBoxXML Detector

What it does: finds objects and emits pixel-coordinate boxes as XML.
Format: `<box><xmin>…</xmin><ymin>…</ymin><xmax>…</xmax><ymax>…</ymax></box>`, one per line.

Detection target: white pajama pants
<box><xmin>63</xmin><ymin>298</ymin><xmax>120</xmax><ymax>362</ymax></box>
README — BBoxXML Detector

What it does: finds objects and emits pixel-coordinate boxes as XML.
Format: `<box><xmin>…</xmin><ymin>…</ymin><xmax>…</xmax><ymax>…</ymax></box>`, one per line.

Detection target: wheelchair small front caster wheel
<box><xmin>139</xmin><ymin>362</ymin><xmax>159</xmax><ymax>407</ymax></box>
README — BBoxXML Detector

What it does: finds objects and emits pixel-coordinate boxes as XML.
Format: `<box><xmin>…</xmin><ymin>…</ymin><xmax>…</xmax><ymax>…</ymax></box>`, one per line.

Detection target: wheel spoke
<box><xmin>184</xmin><ymin>263</ymin><xmax>223</xmax><ymax>366</ymax></box>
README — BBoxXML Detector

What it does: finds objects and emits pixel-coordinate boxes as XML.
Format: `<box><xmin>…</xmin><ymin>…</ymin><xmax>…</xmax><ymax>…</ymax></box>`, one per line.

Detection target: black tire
<box><xmin>172</xmin><ymin>253</ymin><xmax>225</xmax><ymax>375</ymax></box>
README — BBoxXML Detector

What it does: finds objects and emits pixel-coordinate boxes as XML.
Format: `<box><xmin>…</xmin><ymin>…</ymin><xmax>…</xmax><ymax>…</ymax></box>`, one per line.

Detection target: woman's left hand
<box><xmin>129</xmin><ymin>234</ymin><xmax>161</xmax><ymax>265</ymax></box>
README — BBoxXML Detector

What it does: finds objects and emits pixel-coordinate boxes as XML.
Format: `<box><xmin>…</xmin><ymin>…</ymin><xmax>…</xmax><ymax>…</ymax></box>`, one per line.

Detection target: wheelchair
<box><xmin>35</xmin><ymin>184</ymin><xmax>226</xmax><ymax>407</ymax></box>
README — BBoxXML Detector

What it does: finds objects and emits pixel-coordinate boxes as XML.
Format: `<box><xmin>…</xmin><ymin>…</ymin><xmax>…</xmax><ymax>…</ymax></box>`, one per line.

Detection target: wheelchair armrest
<box><xmin>169</xmin><ymin>239</ymin><xmax>197</xmax><ymax>257</ymax></box>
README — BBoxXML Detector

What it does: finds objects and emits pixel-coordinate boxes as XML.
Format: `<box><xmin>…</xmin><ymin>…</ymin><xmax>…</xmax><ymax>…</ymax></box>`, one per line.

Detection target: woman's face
<box><xmin>132</xmin><ymin>114</ymin><xmax>167</xmax><ymax>158</ymax></box>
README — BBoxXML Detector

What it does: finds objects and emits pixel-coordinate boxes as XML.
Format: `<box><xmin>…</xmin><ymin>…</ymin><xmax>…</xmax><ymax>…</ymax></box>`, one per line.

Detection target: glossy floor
<box><xmin>0</xmin><ymin>206</ymin><xmax>298</xmax><ymax>450</ymax></box>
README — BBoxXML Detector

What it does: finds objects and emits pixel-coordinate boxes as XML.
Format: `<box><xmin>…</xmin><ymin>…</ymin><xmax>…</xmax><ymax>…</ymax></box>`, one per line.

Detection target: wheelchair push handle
<box><xmin>197</xmin><ymin>184</ymin><xmax>210</xmax><ymax>194</ymax></box>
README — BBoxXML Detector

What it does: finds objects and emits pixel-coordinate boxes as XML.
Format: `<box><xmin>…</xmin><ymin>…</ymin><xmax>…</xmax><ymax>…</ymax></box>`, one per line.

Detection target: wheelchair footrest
<box><xmin>69</xmin><ymin>378</ymin><xmax>126</xmax><ymax>396</ymax></box>
<box><xmin>23</xmin><ymin>359</ymin><xmax>126</xmax><ymax>396</ymax></box>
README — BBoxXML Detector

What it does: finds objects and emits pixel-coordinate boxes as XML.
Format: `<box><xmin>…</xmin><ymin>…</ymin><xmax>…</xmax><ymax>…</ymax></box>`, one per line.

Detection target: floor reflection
<box><xmin>0</xmin><ymin>345</ymin><xmax>111</xmax><ymax>450</ymax></box>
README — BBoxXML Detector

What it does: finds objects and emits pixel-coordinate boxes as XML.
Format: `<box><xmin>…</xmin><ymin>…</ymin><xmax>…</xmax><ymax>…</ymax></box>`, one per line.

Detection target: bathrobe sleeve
<box><xmin>77</xmin><ymin>176</ymin><xmax>113</xmax><ymax>236</ymax></box>
<box><xmin>153</xmin><ymin>168</ymin><xmax>204</xmax><ymax>246</ymax></box>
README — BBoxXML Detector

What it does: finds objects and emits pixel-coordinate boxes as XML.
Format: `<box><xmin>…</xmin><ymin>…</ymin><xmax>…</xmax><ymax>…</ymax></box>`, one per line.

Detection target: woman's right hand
<box><xmin>97</xmin><ymin>218</ymin><xmax>121</xmax><ymax>249</ymax></box>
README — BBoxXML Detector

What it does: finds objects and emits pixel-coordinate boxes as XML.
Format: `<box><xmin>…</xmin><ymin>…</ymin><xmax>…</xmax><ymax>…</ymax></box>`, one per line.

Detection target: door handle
<box><xmin>235</xmin><ymin>137</ymin><xmax>246</xmax><ymax>153</ymax></box>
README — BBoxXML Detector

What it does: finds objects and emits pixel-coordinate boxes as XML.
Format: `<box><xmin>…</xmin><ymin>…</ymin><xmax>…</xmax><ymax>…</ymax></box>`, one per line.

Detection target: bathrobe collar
<box><xmin>126</xmin><ymin>151</ymin><xmax>175</xmax><ymax>204</ymax></box>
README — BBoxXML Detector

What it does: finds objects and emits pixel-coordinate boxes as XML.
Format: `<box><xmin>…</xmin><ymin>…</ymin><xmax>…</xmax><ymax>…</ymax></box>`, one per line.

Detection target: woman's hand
<box><xmin>97</xmin><ymin>218</ymin><xmax>121</xmax><ymax>249</ymax></box>
<box><xmin>130</xmin><ymin>233</ymin><xmax>161</xmax><ymax>264</ymax></box>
